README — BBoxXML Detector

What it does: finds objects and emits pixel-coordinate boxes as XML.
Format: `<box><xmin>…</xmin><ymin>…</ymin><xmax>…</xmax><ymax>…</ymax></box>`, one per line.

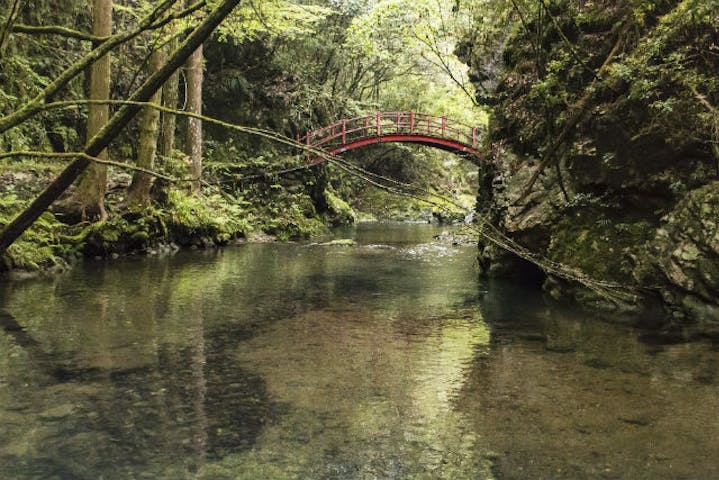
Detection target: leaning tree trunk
<box><xmin>186</xmin><ymin>43</ymin><xmax>203</xmax><ymax>194</ymax></box>
<box><xmin>127</xmin><ymin>46</ymin><xmax>165</xmax><ymax>206</ymax></box>
<box><xmin>71</xmin><ymin>0</ymin><xmax>113</xmax><ymax>221</ymax></box>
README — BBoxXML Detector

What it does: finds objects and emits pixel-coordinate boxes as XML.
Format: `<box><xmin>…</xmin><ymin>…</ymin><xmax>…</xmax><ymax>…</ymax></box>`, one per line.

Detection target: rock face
<box><xmin>462</xmin><ymin>0</ymin><xmax>719</xmax><ymax>327</ymax></box>
<box><xmin>652</xmin><ymin>182</ymin><xmax>719</xmax><ymax>327</ymax></box>
<box><xmin>476</xmin><ymin>150</ymin><xmax>719</xmax><ymax>325</ymax></box>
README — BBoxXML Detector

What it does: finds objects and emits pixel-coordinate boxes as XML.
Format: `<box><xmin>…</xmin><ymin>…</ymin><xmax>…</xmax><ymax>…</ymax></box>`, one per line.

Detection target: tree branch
<box><xmin>0</xmin><ymin>0</ymin><xmax>24</xmax><ymax>57</ymax></box>
<box><xmin>146</xmin><ymin>0</ymin><xmax>207</xmax><ymax>32</ymax></box>
<box><xmin>689</xmin><ymin>85</ymin><xmax>719</xmax><ymax>163</ymax></box>
<box><xmin>11</xmin><ymin>24</ymin><xmax>106</xmax><ymax>42</ymax></box>
<box><xmin>0</xmin><ymin>151</ymin><xmax>178</xmax><ymax>182</ymax></box>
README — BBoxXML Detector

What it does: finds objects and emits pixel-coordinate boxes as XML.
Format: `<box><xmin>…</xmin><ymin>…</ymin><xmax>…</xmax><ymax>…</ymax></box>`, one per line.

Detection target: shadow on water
<box><xmin>0</xmin><ymin>309</ymin><xmax>111</xmax><ymax>383</ymax></box>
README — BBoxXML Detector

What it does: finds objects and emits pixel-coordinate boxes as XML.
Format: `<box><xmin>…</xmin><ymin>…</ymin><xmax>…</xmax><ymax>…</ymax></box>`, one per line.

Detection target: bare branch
<box><xmin>11</xmin><ymin>24</ymin><xmax>106</xmax><ymax>42</ymax></box>
<box><xmin>0</xmin><ymin>151</ymin><xmax>178</xmax><ymax>182</ymax></box>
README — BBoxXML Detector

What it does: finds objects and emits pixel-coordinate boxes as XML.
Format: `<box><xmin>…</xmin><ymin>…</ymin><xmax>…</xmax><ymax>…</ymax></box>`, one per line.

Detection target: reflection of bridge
<box><xmin>298</xmin><ymin>112</ymin><xmax>483</xmax><ymax>164</ymax></box>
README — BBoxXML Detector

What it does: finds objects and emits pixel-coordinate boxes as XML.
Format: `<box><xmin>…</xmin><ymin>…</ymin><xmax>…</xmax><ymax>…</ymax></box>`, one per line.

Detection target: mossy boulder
<box><xmin>0</xmin><ymin>195</ymin><xmax>76</xmax><ymax>272</ymax></box>
<box><xmin>547</xmin><ymin>208</ymin><xmax>655</xmax><ymax>284</ymax></box>
<box><xmin>324</xmin><ymin>189</ymin><xmax>355</xmax><ymax>226</ymax></box>
<box><xmin>651</xmin><ymin>181</ymin><xmax>719</xmax><ymax>327</ymax></box>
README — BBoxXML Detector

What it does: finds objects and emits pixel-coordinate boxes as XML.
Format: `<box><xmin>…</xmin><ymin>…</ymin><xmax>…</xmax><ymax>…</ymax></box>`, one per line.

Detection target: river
<box><xmin>1</xmin><ymin>222</ymin><xmax>718</xmax><ymax>479</ymax></box>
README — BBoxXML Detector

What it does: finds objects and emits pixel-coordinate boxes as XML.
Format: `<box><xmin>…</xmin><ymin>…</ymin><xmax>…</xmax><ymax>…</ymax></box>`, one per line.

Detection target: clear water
<box><xmin>1</xmin><ymin>223</ymin><xmax>718</xmax><ymax>479</ymax></box>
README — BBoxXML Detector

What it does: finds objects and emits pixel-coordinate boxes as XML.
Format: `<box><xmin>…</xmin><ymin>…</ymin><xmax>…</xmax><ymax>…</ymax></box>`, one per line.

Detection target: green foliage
<box><xmin>324</xmin><ymin>188</ymin><xmax>356</xmax><ymax>225</ymax></box>
<box><xmin>606</xmin><ymin>0</ymin><xmax>719</xmax><ymax>149</ymax></box>
<box><xmin>215</xmin><ymin>1</ymin><xmax>331</xmax><ymax>42</ymax></box>
<box><xmin>0</xmin><ymin>0</ymin><xmax>89</xmax><ymax>153</ymax></box>
<box><xmin>1</xmin><ymin>0</ymin><xmax>490</xmax><ymax>271</ymax></box>
<box><xmin>465</xmin><ymin>0</ymin><xmax>718</xmax><ymax>188</ymax></box>
<box><xmin>257</xmin><ymin>191</ymin><xmax>326</xmax><ymax>241</ymax></box>
<box><xmin>166</xmin><ymin>189</ymin><xmax>252</xmax><ymax>243</ymax></box>
<box><xmin>343</xmin><ymin>0</ymin><xmax>483</xmax><ymax>120</ymax></box>
<box><xmin>78</xmin><ymin>189</ymin><xmax>254</xmax><ymax>255</ymax></box>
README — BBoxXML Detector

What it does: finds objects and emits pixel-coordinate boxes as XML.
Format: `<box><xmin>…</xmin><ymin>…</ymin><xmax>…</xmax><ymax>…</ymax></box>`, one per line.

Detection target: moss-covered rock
<box><xmin>165</xmin><ymin>190</ymin><xmax>251</xmax><ymax>246</ymax></box>
<box><xmin>323</xmin><ymin>189</ymin><xmax>355</xmax><ymax>226</ymax></box>
<box><xmin>547</xmin><ymin>208</ymin><xmax>655</xmax><ymax>283</ymax></box>
<box><xmin>0</xmin><ymin>195</ymin><xmax>77</xmax><ymax>272</ymax></box>
<box><xmin>651</xmin><ymin>182</ymin><xmax>719</xmax><ymax>327</ymax></box>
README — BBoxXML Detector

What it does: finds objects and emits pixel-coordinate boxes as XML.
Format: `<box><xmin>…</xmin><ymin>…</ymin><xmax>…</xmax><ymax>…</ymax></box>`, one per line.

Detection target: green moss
<box><xmin>263</xmin><ymin>210</ymin><xmax>326</xmax><ymax>241</ymax></box>
<box><xmin>166</xmin><ymin>189</ymin><xmax>252</xmax><ymax>244</ymax></box>
<box><xmin>324</xmin><ymin>189</ymin><xmax>355</xmax><ymax>226</ymax></box>
<box><xmin>0</xmin><ymin>195</ymin><xmax>76</xmax><ymax>271</ymax></box>
<box><xmin>130</xmin><ymin>230</ymin><xmax>150</xmax><ymax>242</ymax></box>
<box><xmin>547</xmin><ymin>208</ymin><xmax>655</xmax><ymax>282</ymax></box>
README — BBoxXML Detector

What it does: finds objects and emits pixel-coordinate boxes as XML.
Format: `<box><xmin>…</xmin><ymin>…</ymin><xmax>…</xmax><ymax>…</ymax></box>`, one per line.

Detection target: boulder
<box><xmin>652</xmin><ymin>181</ymin><xmax>719</xmax><ymax>327</ymax></box>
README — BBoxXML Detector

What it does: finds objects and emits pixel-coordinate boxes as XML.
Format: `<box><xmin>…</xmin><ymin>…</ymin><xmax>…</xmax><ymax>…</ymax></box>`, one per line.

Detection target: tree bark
<box><xmin>70</xmin><ymin>0</ymin><xmax>113</xmax><ymax>221</ymax></box>
<box><xmin>160</xmin><ymin>1</ymin><xmax>184</xmax><ymax>158</ymax></box>
<box><xmin>0</xmin><ymin>0</ymin><xmax>242</xmax><ymax>252</ymax></box>
<box><xmin>127</xmin><ymin>46</ymin><xmax>165</xmax><ymax>206</ymax></box>
<box><xmin>186</xmin><ymin>43</ymin><xmax>203</xmax><ymax>194</ymax></box>
<box><xmin>161</xmin><ymin>37</ymin><xmax>180</xmax><ymax>157</ymax></box>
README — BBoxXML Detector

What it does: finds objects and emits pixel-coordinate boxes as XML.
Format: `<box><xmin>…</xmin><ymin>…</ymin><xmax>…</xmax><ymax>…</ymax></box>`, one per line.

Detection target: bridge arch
<box><xmin>299</xmin><ymin>112</ymin><xmax>483</xmax><ymax>164</ymax></box>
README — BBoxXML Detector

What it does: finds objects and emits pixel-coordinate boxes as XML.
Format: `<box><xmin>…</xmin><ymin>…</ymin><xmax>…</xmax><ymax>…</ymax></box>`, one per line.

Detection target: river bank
<box><xmin>0</xmin><ymin>163</ymin><xmax>350</xmax><ymax>273</ymax></box>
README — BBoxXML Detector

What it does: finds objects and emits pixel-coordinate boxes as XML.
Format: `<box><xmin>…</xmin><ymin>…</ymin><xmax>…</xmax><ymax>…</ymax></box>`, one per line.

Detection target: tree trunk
<box><xmin>127</xmin><ymin>47</ymin><xmax>165</xmax><ymax>206</ymax></box>
<box><xmin>186</xmin><ymin>43</ymin><xmax>203</xmax><ymax>194</ymax></box>
<box><xmin>71</xmin><ymin>0</ymin><xmax>113</xmax><ymax>221</ymax></box>
<box><xmin>160</xmin><ymin>3</ymin><xmax>183</xmax><ymax>158</ymax></box>
<box><xmin>0</xmin><ymin>0</ymin><xmax>242</xmax><ymax>253</ymax></box>
<box><xmin>161</xmin><ymin>40</ymin><xmax>180</xmax><ymax>157</ymax></box>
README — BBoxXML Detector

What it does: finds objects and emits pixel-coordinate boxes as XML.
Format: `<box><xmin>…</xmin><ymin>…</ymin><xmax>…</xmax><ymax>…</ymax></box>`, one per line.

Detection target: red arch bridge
<box><xmin>298</xmin><ymin>112</ymin><xmax>483</xmax><ymax>164</ymax></box>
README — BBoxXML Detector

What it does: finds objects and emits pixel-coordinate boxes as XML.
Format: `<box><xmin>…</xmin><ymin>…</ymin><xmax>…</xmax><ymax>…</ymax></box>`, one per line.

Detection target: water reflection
<box><xmin>468</xmin><ymin>280</ymin><xmax>719</xmax><ymax>480</ymax></box>
<box><xmin>0</xmin><ymin>223</ymin><xmax>718</xmax><ymax>479</ymax></box>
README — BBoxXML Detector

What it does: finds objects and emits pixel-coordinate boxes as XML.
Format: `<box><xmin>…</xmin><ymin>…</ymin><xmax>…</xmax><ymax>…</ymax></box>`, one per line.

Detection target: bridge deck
<box><xmin>298</xmin><ymin>112</ymin><xmax>483</xmax><ymax>163</ymax></box>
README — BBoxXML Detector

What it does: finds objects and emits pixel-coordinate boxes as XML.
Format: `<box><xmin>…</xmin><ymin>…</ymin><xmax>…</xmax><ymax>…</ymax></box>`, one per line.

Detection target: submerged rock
<box><xmin>309</xmin><ymin>239</ymin><xmax>357</xmax><ymax>247</ymax></box>
<box><xmin>39</xmin><ymin>403</ymin><xmax>76</xmax><ymax>420</ymax></box>
<box><xmin>433</xmin><ymin>229</ymin><xmax>478</xmax><ymax>246</ymax></box>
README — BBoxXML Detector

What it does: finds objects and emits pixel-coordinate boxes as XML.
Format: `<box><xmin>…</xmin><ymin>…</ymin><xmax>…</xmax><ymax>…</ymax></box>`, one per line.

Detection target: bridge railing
<box><xmin>298</xmin><ymin>112</ymin><xmax>482</xmax><ymax>153</ymax></box>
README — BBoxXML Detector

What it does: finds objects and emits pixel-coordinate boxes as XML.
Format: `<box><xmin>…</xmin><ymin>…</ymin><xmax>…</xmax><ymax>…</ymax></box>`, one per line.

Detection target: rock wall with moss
<box><xmin>462</xmin><ymin>0</ymin><xmax>719</xmax><ymax>327</ymax></box>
